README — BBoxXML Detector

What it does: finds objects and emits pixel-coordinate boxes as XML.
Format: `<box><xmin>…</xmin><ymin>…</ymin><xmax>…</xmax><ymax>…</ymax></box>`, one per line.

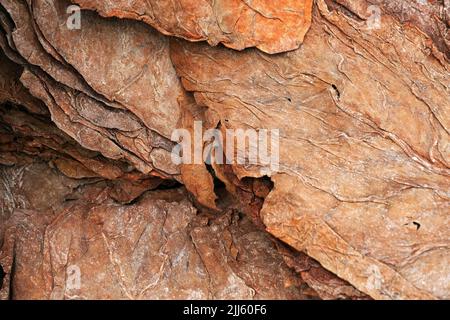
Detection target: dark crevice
<box><xmin>0</xmin><ymin>3</ymin><xmax>16</xmax><ymax>30</ymax></box>
<box><xmin>207</xmin><ymin>164</ymin><xmax>226</xmax><ymax>193</ymax></box>
<box><xmin>8</xmin><ymin>251</ymin><xmax>15</xmax><ymax>300</ymax></box>
<box><xmin>154</xmin><ymin>179</ymin><xmax>183</xmax><ymax>191</ymax></box>
<box><xmin>0</xmin><ymin>264</ymin><xmax>4</xmax><ymax>291</ymax></box>
<box><xmin>204</xmin><ymin>163</ymin><xmax>229</xmax><ymax>210</ymax></box>
<box><xmin>125</xmin><ymin>179</ymin><xmax>183</xmax><ymax>206</ymax></box>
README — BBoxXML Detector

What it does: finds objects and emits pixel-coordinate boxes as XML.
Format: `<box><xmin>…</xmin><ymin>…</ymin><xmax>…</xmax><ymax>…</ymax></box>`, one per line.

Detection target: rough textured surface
<box><xmin>276</xmin><ymin>243</ymin><xmax>370</xmax><ymax>300</ymax></box>
<box><xmin>72</xmin><ymin>0</ymin><xmax>313</xmax><ymax>54</ymax></box>
<box><xmin>0</xmin><ymin>51</ymin><xmax>46</xmax><ymax>115</ymax></box>
<box><xmin>0</xmin><ymin>0</ymin><xmax>448</xmax><ymax>300</ymax></box>
<box><xmin>0</xmin><ymin>0</ymin><xmax>183</xmax><ymax>178</ymax></box>
<box><xmin>0</xmin><ymin>163</ymin><xmax>311</xmax><ymax>300</ymax></box>
<box><xmin>32</xmin><ymin>0</ymin><xmax>183</xmax><ymax>138</ymax></box>
<box><xmin>370</xmin><ymin>0</ymin><xmax>449</xmax><ymax>58</ymax></box>
<box><xmin>170</xmin><ymin>0</ymin><xmax>450</xmax><ymax>300</ymax></box>
<box><xmin>329</xmin><ymin>0</ymin><xmax>449</xmax><ymax>57</ymax></box>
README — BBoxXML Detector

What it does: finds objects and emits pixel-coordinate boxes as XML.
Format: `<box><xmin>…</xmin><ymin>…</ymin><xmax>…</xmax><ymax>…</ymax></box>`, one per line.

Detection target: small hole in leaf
<box><xmin>331</xmin><ymin>84</ymin><xmax>341</xmax><ymax>99</ymax></box>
